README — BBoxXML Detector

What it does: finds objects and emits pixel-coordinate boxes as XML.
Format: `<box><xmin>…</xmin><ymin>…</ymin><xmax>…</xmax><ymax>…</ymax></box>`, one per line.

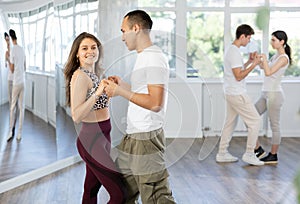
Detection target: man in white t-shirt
<box><xmin>216</xmin><ymin>24</ymin><xmax>264</xmax><ymax>166</ymax></box>
<box><xmin>104</xmin><ymin>10</ymin><xmax>176</xmax><ymax>204</ymax></box>
<box><xmin>4</xmin><ymin>32</ymin><xmax>18</xmax><ymax>137</ymax></box>
<box><xmin>6</xmin><ymin>29</ymin><xmax>26</xmax><ymax>141</ymax></box>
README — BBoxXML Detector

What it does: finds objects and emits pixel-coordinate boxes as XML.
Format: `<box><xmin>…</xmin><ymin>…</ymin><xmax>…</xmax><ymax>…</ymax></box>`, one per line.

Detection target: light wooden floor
<box><xmin>0</xmin><ymin>136</ymin><xmax>299</xmax><ymax>204</ymax></box>
<box><xmin>0</xmin><ymin>104</ymin><xmax>77</xmax><ymax>182</ymax></box>
<box><xmin>0</xmin><ymin>103</ymin><xmax>56</xmax><ymax>182</ymax></box>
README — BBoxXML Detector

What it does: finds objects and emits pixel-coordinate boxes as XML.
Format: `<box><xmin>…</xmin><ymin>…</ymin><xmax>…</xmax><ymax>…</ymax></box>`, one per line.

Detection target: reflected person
<box><xmin>6</xmin><ymin>29</ymin><xmax>26</xmax><ymax>141</ymax></box>
<box><xmin>4</xmin><ymin>32</ymin><xmax>17</xmax><ymax>138</ymax></box>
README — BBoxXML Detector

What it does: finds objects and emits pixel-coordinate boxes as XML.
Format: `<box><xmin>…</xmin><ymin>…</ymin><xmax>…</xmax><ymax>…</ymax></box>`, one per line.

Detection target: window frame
<box><xmin>139</xmin><ymin>0</ymin><xmax>300</xmax><ymax>80</ymax></box>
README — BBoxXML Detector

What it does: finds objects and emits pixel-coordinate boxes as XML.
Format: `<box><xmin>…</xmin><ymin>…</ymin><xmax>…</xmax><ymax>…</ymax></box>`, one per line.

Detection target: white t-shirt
<box><xmin>10</xmin><ymin>44</ymin><xmax>26</xmax><ymax>85</ymax></box>
<box><xmin>262</xmin><ymin>54</ymin><xmax>289</xmax><ymax>92</ymax></box>
<box><xmin>126</xmin><ymin>45</ymin><xmax>169</xmax><ymax>134</ymax></box>
<box><xmin>223</xmin><ymin>44</ymin><xmax>247</xmax><ymax>95</ymax></box>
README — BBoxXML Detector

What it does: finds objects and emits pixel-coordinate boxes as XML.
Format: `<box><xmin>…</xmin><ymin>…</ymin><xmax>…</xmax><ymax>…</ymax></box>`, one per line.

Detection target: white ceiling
<box><xmin>0</xmin><ymin>0</ymin><xmax>50</xmax><ymax>12</ymax></box>
<box><xmin>0</xmin><ymin>0</ymin><xmax>30</xmax><ymax>3</ymax></box>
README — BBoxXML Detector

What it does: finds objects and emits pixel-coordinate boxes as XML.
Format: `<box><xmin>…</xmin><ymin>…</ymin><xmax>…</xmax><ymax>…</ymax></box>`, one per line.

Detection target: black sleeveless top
<box><xmin>80</xmin><ymin>67</ymin><xmax>108</xmax><ymax>110</ymax></box>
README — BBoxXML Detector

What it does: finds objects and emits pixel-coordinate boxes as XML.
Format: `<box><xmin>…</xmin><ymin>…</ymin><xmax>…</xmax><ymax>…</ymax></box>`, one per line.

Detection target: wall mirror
<box><xmin>0</xmin><ymin>0</ymin><xmax>60</xmax><ymax>190</ymax></box>
<box><xmin>0</xmin><ymin>0</ymin><xmax>134</xmax><ymax>192</ymax></box>
<box><xmin>0</xmin><ymin>70</ymin><xmax>57</xmax><ymax>183</ymax></box>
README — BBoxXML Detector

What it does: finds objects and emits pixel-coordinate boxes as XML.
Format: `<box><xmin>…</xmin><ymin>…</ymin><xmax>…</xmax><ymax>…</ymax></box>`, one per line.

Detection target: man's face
<box><xmin>242</xmin><ymin>34</ymin><xmax>252</xmax><ymax>46</ymax></box>
<box><xmin>121</xmin><ymin>17</ymin><xmax>137</xmax><ymax>51</ymax></box>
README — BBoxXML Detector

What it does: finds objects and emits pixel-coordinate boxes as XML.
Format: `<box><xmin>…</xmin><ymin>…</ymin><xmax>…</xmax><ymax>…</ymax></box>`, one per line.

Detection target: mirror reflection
<box><xmin>0</xmin><ymin>0</ymin><xmax>100</xmax><ymax>186</ymax></box>
<box><xmin>0</xmin><ymin>3</ymin><xmax>57</xmax><ymax>183</ymax></box>
<box><xmin>0</xmin><ymin>64</ymin><xmax>57</xmax><ymax>182</ymax></box>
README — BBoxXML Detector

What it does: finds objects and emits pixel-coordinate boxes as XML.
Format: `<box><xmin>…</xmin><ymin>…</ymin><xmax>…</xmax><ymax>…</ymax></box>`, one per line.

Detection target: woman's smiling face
<box><xmin>77</xmin><ymin>37</ymin><xmax>99</xmax><ymax>67</ymax></box>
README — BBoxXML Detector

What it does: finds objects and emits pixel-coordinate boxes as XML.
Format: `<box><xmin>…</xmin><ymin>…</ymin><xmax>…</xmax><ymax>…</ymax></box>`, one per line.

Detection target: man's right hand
<box><xmin>108</xmin><ymin>75</ymin><xmax>121</xmax><ymax>85</ymax></box>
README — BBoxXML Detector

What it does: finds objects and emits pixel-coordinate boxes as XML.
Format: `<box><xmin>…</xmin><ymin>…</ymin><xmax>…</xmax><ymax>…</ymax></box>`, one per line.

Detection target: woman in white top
<box><xmin>254</xmin><ymin>30</ymin><xmax>291</xmax><ymax>164</ymax></box>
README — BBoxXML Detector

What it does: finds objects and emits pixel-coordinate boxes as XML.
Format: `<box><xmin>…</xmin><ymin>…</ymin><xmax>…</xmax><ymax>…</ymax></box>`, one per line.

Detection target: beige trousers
<box><xmin>255</xmin><ymin>91</ymin><xmax>284</xmax><ymax>145</ymax></box>
<box><xmin>8</xmin><ymin>80</ymin><xmax>18</xmax><ymax>127</ymax></box>
<box><xmin>9</xmin><ymin>83</ymin><xmax>25</xmax><ymax>135</ymax></box>
<box><xmin>218</xmin><ymin>94</ymin><xmax>261</xmax><ymax>153</ymax></box>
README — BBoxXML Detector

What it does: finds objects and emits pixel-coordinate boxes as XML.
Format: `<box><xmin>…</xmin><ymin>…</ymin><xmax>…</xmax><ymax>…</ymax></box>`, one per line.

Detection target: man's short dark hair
<box><xmin>236</xmin><ymin>24</ymin><xmax>254</xmax><ymax>39</ymax></box>
<box><xmin>4</xmin><ymin>32</ymin><xmax>9</xmax><ymax>39</ymax></box>
<box><xmin>9</xmin><ymin>29</ymin><xmax>17</xmax><ymax>40</ymax></box>
<box><xmin>124</xmin><ymin>10</ymin><xmax>153</xmax><ymax>30</ymax></box>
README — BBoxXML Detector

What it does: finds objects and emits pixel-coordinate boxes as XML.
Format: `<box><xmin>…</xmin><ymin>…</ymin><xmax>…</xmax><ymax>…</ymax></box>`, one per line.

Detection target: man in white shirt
<box><xmin>216</xmin><ymin>24</ymin><xmax>264</xmax><ymax>165</ymax></box>
<box><xmin>6</xmin><ymin>29</ymin><xmax>26</xmax><ymax>141</ymax></box>
<box><xmin>4</xmin><ymin>32</ymin><xmax>17</xmax><ymax>138</ymax></box>
<box><xmin>104</xmin><ymin>10</ymin><xmax>176</xmax><ymax>204</ymax></box>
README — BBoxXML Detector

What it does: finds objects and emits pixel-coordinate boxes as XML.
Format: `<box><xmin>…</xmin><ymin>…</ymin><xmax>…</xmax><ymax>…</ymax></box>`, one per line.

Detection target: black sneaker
<box><xmin>12</xmin><ymin>126</ymin><xmax>15</xmax><ymax>137</ymax></box>
<box><xmin>254</xmin><ymin>146</ymin><xmax>266</xmax><ymax>159</ymax></box>
<box><xmin>261</xmin><ymin>152</ymin><xmax>278</xmax><ymax>164</ymax></box>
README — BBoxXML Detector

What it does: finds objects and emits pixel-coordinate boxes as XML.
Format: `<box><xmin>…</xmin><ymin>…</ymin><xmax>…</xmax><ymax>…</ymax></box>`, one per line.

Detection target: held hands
<box><xmin>95</xmin><ymin>80</ymin><xmax>107</xmax><ymax>97</ymax></box>
<box><xmin>260</xmin><ymin>54</ymin><xmax>267</xmax><ymax>62</ymax></box>
<box><xmin>103</xmin><ymin>79</ymin><xmax>119</xmax><ymax>97</ymax></box>
<box><xmin>108</xmin><ymin>75</ymin><xmax>121</xmax><ymax>85</ymax></box>
<box><xmin>249</xmin><ymin>51</ymin><xmax>257</xmax><ymax>61</ymax></box>
<box><xmin>95</xmin><ymin>76</ymin><xmax>122</xmax><ymax>98</ymax></box>
<box><xmin>249</xmin><ymin>52</ymin><xmax>261</xmax><ymax>65</ymax></box>
<box><xmin>250</xmin><ymin>52</ymin><xmax>267</xmax><ymax>66</ymax></box>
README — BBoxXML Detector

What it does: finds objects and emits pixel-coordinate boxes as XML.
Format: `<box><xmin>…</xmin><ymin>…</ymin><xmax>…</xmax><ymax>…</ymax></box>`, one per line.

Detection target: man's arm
<box><xmin>108</xmin><ymin>75</ymin><xmax>131</xmax><ymax>91</ymax></box>
<box><xmin>232</xmin><ymin>55</ymin><xmax>261</xmax><ymax>81</ymax></box>
<box><xmin>9</xmin><ymin>61</ymin><xmax>14</xmax><ymax>73</ymax></box>
<box><xmin>232</xmin><ymin>65</ymin><xmax>255</xmax><ymax>81</ymax></box>
<box><xmin>104</xmin><ymin>80</ymin><xmax>165</xmax><ymax>112</ymax></box>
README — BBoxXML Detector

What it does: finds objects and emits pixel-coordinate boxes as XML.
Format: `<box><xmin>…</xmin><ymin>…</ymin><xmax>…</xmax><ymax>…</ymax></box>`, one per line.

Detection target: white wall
<box><xmin>25</xmin><ymin>72</ymin><xmax>56</xmax><ymax>127</ymax></box>
<box><xmin>202</xmin><ymin>80</ymin><xmax>266</xmax><ymax>137</ymax></box>
<box><xmin>279</xmin><ymin>82</ymin><xmax>300</xmax><ymax>137</ymax></box>
<box><xmin>164</xmin><ymin>81</ymin><xmax>202</xmax><ymax>138</ymax></box>
<box><xmin>171</xmin><ymin>79</ymin><xmax>300</xmax><ymax>138</ymax></box>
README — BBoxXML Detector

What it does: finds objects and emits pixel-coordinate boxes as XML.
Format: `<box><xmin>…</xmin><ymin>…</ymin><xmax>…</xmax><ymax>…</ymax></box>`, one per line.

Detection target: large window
<box><xmin>6</xmin><ymin>0</ymin><xmax>98</xmax><ymax>72</ymax></box>
<box><xmin>7</xmin><ymin>3</ymin><xmax>54</xmax><ymax>73</ymax></box>
<box><xmin>187</xmin><ymin>12</ymin><xmax>224</xmax><ymax>78</ymax></box>
<box><xmin>139</xmin><ymin>0</ymin><xmax>300</xmax><ymax>78</ymax></box>
<box><xmin>149</xmin><ymin>12</ymin><xmax>176</xmax><ymax>76</ymax></box>
<box><xmin>187</xmin><ymin>0</ymin><xmax>224</xmax><ymax>7</ymax></box>
<box><xmin>269</xmin><ymin>11</ymin><xmax>300</xmax><ymax>76</ymax></box>
<box><xmin>54</xmin><ymin>0</ymin><xmax>98</xmax><ymax>65</ymax></box>
<box><xmin>138</xmin><ymin>0</ymin><xmax>176</xmax><ymax>7</ymax></box>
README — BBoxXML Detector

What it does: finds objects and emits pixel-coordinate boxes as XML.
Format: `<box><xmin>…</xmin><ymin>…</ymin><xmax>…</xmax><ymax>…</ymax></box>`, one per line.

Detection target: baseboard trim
<box><xmin>0</xmin><ymin>155</ymin><xmax>82</xmax><ymax>193</ymax></box>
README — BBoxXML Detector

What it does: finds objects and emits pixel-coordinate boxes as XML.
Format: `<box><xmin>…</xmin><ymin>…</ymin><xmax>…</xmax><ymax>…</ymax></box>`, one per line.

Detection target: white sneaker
<box><xmin>216</xmin><ymin>152</ymin><xmax>238</xmax><ymax>163</ymax></box>
<box><xmin>16</xmin><ymin>133</ymin><xmax>22</xmax><ymax>141</ymax></box>
<box><xmin>7</xmin><ymin>132</ymin><xmax>13</xmax><ymax>142</ymax></box>
<box><xmin>242</xmin><ymin>152</ymin><xmax>264</xmax><ymax>166</ymax></box>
